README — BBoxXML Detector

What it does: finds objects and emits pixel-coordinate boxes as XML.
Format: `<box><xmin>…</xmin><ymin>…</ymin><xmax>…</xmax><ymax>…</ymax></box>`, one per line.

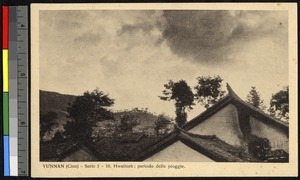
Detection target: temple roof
<box><xmin>183</xmin><ymin>83</ymin><xmax>288</xmax><ymax>133</ymax></box>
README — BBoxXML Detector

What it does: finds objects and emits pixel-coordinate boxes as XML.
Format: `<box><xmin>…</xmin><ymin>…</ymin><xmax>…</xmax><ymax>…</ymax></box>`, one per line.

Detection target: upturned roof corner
<box><xmin>226</xmin><ymin>83</ymin><xmax>240</xmax><ymax>99</ymax></box>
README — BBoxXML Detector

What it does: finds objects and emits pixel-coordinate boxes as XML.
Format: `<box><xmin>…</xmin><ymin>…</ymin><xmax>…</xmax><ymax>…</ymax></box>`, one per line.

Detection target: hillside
<box><xmin>40</xmin><ymin>90</ymin><xmax>170</xmax><ymax>161</ymax></box>
<box><xmin>40</xmin><ymin>90</ymin><xmax>76</xmax><ymax>115</ymax></box>
<box><xmin>40</xmin><ymin>90</ymin><xmax>76</xmax><ymax>139</ymax></box>
<box><xmin>40</xmin><ymin>90</ymin><xmax>162</xmax><ymax>140</ymax></box>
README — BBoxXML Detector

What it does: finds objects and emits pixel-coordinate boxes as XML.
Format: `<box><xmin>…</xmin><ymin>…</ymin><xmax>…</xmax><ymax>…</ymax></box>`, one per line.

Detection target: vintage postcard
<box><xmin>30</xmin><ymin>3</ymin><xmax>298</xmax><ymax>177</ymax></box>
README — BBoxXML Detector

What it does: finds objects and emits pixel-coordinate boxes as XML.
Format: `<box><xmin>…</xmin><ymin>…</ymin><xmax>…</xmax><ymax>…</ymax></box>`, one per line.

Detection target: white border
<box><xmin>31</xmin><ymin>3</ymin><xmax>298</xmax><ymax>177</ymax></box>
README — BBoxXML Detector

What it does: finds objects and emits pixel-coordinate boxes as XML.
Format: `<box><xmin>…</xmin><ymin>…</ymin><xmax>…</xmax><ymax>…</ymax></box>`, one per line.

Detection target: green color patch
<box><xmin>3</xmin><ymin>93</ymin><xmax>9</xmax><ymax>135</ymax></box>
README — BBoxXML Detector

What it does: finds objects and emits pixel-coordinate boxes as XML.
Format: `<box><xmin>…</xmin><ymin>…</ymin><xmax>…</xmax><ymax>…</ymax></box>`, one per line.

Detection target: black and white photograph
<box><xmin>30</xmin><ymin>3</ymin><xmax>297</xmax><ymax>177</ymax></box>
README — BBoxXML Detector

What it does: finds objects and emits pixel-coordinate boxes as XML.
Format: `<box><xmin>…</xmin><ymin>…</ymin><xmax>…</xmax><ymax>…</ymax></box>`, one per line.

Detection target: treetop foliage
<box><xmin>246</xmin><ymin>86</ymin><xmax>266</xmax><ymax>110</ymax></box>
<box><xmin>159</xmin><ymin>80</ymin><xmax>195</xmax><ymax>110</ymax></box>
<box><xmin>159</xmin><ymin>80</ymin><xmax>195</xmax><ymax>126</ymax></box>
<box><xmin>269</xmin><ymin>86</ymin><xmax>289</xmax><ymax>120</ymax></box>
<box><xmin>194</xmin><ymin>75</ymin><xmax>225</xmax><ymax>108</ymax></box>
<box><xmin>68</xmin><ymin>89</ymin><xmax>114</xmax><ymax>123</ymax></box>
<box><xmin>64</xmin><ymin>89</ymin><xmax>115</xmax><ymax>140</ymax></box>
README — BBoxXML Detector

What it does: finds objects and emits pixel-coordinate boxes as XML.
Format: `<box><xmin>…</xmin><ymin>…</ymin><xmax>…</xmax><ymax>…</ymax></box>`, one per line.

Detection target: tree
<box><xmin>194</xmin><ymin>75</ymin><xmax>225</xmax><ymax>109</ymax></box>
<box><xmin>269</xmin><ymin>86</ymin><xmax>289</xmax><ymax>120</ymax></box>
<box><xmin>246</xmin><ymin>87</ymin><xmax>266</xmax><ymax>110</ymax></box>
<box><xmin>154</xmin><ymin>114</ymin><xmax>173</xmax><ymax>135</ymax></box>
<box><xmin>64</xmin><ymin>89</ymin><xmax>114</xmax><ymax>140</ymax></box>
<box><xmin>159</xmin><ymin>80</ymin><xmax>194</xmax><ymax>126</ymax></box>
<box><xmin>40</xmin><ymin>111</ymin><xmax>57</xmax><ymax>142</ymax></box>
<box><xmin>118</xmin><ymin>114</ymin><xmax>140</xmax><ymax>132</ymax></box>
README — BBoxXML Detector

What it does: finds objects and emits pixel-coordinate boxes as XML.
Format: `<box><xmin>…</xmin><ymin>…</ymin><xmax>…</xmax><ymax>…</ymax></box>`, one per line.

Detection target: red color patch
<box><xmin>2</xmin><ymin>6</ymin><xmax>9</xmax><ymax>49</ymax></box>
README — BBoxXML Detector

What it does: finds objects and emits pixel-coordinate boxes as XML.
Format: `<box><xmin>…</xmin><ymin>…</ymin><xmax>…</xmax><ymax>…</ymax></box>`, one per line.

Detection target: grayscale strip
<box><xmin>9</xmin><ymin>6</ymin><xmax>18</xmax><ymax>176</ymax></box>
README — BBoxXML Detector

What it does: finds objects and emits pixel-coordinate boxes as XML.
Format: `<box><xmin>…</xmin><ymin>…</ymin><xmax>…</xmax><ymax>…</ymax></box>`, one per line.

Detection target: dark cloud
<box><xmin>74</xmin><ymin>32</ymin><xmax>102</xmax><ymax>45</ymax></box>
<box><xmin>162</xmin><ymin>10</ymin><xmax>288</xmax><ymax>65</ymax></box>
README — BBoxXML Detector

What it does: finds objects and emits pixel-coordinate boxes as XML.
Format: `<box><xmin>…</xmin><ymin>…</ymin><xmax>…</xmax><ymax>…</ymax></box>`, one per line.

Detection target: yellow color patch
<box><xmin>3</xmin><ymin>50</ymin><xmax>8</xmax><ymax>92</ymax></box>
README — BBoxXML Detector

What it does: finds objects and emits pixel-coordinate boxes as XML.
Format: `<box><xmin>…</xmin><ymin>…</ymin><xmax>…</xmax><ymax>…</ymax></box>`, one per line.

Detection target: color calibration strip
<box><xmin>9</xmin><ymin>6</ymin><xmax>18</xmax><ymax>176</ymax></box>
<box><xmin>3</xmin><ymin>5</ymin><xmax>10</xmax><ymax>176</ymax></box>
<box><xmin>2</xmin><ymin>5</ymin><xmax>29</xmax><ymax>176</ymax></box>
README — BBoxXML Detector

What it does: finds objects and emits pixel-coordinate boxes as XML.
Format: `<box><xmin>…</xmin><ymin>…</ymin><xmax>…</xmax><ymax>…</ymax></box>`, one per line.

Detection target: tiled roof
<box><xmin>41</xmin><ymin>135</ymin><xmax>164</xmax><ymax>161</ymax></box>
<box><xmin>135</xmin><ymin>128</ymin><xmax>259</xmax><ymax>162</ymax></box>
<box><xmin>177</xmin><ymin>129</ymin><xmax>258</xmax><ymax>162</ymax></box>
<box><xmin>40</xmin><ymin>139</ymin><xmax>79</xmax><ymax>161</ymax></box>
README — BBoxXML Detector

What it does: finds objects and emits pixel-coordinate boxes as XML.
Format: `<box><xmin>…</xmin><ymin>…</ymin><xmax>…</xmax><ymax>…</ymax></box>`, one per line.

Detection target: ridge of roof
<box><xmin>183</xmin><ymin>94</ymin><xmax>232</xmax><ymax>130</ymax></box>
<box><xmin>133</xmin><ymin>131</ymin><xmax>179</xmax><ymax>161</ymax></box>
<box><xmin>226</xmin><ymin>83</ymin><xmax>288</xmax><ymax>132</ymax></box>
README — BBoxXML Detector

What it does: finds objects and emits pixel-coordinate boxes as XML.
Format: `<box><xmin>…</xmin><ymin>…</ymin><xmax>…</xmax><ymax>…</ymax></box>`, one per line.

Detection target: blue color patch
<box><xmin>4</xmin><ymin>136</ymin><xmax>10</xmax><ymax>176</ymax></box>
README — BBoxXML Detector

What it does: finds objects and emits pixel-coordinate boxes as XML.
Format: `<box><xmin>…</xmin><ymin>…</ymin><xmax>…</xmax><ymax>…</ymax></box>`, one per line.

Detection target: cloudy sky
<box><xmin>39</xmin><ymin>10</ymin><xmax>288</xmax><ymax>119</ymax></box>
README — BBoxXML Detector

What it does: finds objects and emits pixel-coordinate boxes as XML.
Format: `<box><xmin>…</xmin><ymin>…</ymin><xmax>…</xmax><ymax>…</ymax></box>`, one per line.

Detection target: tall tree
<box><xmin>159</xmin><ymin>80</ymin><xmax>194</xmax><ymax>126</ymax></box>
<box><xmin>194</xmin><ymin>75</ymin><xmax>225</xmax><ymax>108</ymax></box>
<box><xmin>246</xmin><ymin>87</ymin><xmax>266</xmax><ymax>110</ymax></box>
<box><xmin>64</xmin><ymin>89</ymin><xmax>114</xmax><ymax>141</ymax></box>
<box><xmin>269</xmin><ymin>86</ymin><xmax>289</xmax><ymax>120</ymax></box>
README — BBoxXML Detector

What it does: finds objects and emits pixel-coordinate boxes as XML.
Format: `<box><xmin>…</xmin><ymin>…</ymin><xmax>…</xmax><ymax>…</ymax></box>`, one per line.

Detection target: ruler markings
<box><xmin>17</xmin><ymin>6</ymin><xmax>29</xmax><ymax>176</ymax></box>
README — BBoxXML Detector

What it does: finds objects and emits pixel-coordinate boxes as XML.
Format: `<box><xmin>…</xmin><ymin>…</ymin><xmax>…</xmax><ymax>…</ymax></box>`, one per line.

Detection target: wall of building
<box><xmin>144</xmin><ymin>141</ymin><xmax>214</xmax><ymax>162</ymax></box>
<box><xmin>188</xmin><ymin>104</ymin><xmax>244</xmax><ymax>147</ymax></box>
<box><xmin>62</xmin><ymin>147</ymin><xmax>98</xmax><ymax>161</ymax></box>
<box><xmin>249</xmin><ymin>116</ymin><xmax>288</xmax><ymax>152</ymax></box>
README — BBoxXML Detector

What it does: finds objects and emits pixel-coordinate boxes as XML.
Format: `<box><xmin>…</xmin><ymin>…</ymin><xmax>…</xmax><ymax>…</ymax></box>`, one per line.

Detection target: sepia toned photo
<box><xmin>30</xmin><ymin>3</ymin><xmax>297</xmax><ymax>177</ymax></box>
